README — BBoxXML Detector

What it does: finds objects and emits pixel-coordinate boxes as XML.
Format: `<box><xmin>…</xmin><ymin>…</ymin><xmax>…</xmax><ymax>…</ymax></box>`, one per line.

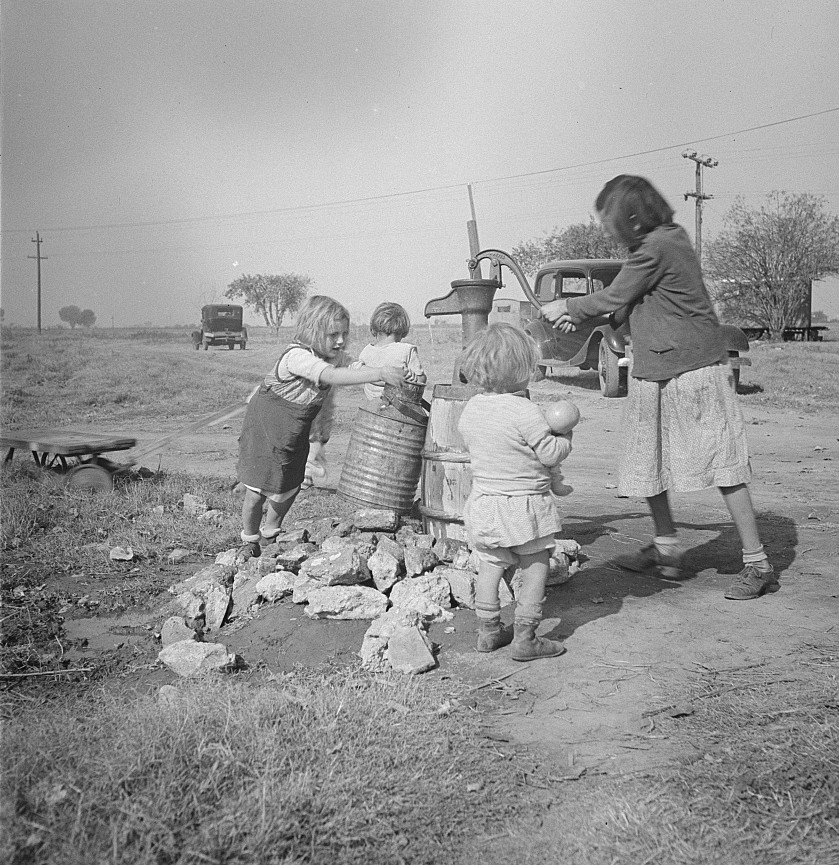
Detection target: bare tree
<box><xmin>705</xmin><ymin>193</ymin><xmax>839</xmax><ymax>338</ymax></box>
<box><xmin>512</xmin><ymin>219</ymin><xmax>624</xmax><ymax>276</ymax></box>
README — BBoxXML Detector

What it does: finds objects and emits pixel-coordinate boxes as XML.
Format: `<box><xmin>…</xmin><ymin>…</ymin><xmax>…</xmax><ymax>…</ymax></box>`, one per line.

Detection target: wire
<box><xmin>4</xmin><ymin>107</ymin><xmax>836</xmax><ymax>236</ymax></box>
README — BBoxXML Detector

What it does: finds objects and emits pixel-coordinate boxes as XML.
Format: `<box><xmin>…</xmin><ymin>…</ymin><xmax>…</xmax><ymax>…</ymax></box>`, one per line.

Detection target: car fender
<box><xmin>583</xmin><ymin>325</ymin><xmax>627</xmax><ymax>368</ymax></box>
<box><xmin>719</xmin><ymin>324</ymin><xmax>750</xmax><ymax>352</ymax></box>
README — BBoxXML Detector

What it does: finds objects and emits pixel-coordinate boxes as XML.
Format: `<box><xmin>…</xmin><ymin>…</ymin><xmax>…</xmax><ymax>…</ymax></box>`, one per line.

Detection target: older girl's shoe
<box><xmin>724</xmin><ymin>564</ymin><xmax>779</xmax><ymax>600</ymax></box>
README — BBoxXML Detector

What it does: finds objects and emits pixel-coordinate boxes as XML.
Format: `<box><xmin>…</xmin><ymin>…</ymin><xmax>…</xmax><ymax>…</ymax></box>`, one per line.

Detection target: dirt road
<box><xmin>120</xmin><ymin>364</ymin><xmax>838</xmax><ymax>775</ymax></box>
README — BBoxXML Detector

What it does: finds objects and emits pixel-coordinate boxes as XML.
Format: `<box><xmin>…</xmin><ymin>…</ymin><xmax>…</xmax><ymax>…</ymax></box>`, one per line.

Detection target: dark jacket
<box><xmin>566</xmin><ymin>224</ymin><xmax>727</xmax><ymax>381</ymax></box>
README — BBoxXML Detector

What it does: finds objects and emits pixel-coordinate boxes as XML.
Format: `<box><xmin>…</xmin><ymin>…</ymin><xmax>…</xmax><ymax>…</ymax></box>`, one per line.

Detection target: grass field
<box><xmin>2</xmin><ymin>323</ymin><xmax>838</xmax><ymax>864</ymax></box>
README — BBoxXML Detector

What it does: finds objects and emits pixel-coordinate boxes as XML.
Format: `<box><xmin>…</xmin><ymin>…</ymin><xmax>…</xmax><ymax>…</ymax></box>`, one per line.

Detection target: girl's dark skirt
<box><xmin>237</xmin><ymin>386</ymin><xmax>322</xmax><ymax>495</ymax></box>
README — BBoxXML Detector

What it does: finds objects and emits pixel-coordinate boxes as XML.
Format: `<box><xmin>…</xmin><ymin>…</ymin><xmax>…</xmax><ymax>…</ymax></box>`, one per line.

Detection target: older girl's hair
<box><xmin>595</xmin><ymin>175</ymin><xmax>675</xmax><ymax>248</ymax></box>
<box><xmin>370</xmin><ymin>302</ymin><xmax>410</xmax><ymax>339</ymax></box>
<box><xmin>293</xmin><ymin>295</ymin><xmax>350</xmax><ymax>356</ymax></box>
<box><xmin>459</xmin><ymin>323</ymin><xmax>540</xmax><ymax>392</ymax></box>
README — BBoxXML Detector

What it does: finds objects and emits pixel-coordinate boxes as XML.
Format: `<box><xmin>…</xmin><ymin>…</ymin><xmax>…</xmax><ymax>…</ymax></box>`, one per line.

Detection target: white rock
<box><xmin>292</xmin><ymin>578</ymin><xmax>324</xmax><ymax>604</ymax></box>
<box><xmin>304</xmin><ymin>585</ymin><xmax>389</xmax><ymax>620</ymax></box>
<box><xmin>157</xmin><ymin>684</ymin><xmax>185</xmax><ymax>708</ymax></box>
<box><xmin>255</xmin><ymin>571</ymin><xmax>304</xmax><ymax>602</ymax></box>
<box><xmin>214</xmin><ymin>548</ymin><xmax>240</xmax><ymax>567</ymax></box>
<box><xmin>158</xmin><ymin>641</ymin><xmax>241</xmax><ymax>677</ymax></box>
<box><xmin>387</xmin><ymin>625</ymin><xmax>435</xmax><ymax>674</ymax></box>
<box><xmin>182</xmin><ymin>493</ymin><xmax>208</xmax><ymax>515</ymax></box>
<box><xmin>167</xmin><ymin>548</ymin><xmax>192</xmax><ymax>564</ymax></box>
<box><xmin>368</xmin><ymin>548</ymin><xmax>402</xmax><ymax>593</ymax></box>
<box><xmin>436</xmin><ymin>566</ymin><xmax>476</xmax><ymax>609</ymax></box>
<box><xmin>204</xmin><ymin>584</ymin><xmax>231</xmax><ymax>631</ymax></box>
<box><xmin>389</xmin><ymin>572</ymin><xmax>452</xmax><ymax>610</ymax></box>
<box><xmin>160</xmin><ymin>616</ymin><xmax>198</xmax><ymax>647</ymax></box>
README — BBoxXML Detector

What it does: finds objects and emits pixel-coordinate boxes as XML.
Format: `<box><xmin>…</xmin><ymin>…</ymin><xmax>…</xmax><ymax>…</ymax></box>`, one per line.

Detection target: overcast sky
<box><xmin>2</xmin><ymin>0</ymin><xmax>838</xmax><ymax>329</ymax></box>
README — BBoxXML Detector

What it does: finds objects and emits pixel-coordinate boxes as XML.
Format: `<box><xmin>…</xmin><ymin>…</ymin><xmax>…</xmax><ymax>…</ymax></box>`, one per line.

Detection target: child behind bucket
<box><xmin>356</xmin><ymin>302</ymin><xmax>426</xmax><ymax>402</ymax></box>
<box><xmin>236</xmin><ymin>295</ymin><xmax>405</xmax><ymax>557</ymax></box>
<box><xmin>457</xmin><ymin>323</ymin><xmax>573</xmax><ymax>662</ymax></box>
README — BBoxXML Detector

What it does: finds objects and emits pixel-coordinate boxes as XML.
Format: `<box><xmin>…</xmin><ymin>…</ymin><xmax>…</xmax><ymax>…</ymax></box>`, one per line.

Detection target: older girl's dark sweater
<box><xmin>566</xmin><ymin>224</ymin><xmax>728</xmax><ymax>381</ymax></box>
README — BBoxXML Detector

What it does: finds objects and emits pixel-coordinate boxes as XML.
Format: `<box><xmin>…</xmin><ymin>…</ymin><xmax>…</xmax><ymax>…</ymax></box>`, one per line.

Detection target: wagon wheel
<box><xmin>66</xmin><ymin>463</ymin><xmax>114</xmax><ymax>492</ymax></box>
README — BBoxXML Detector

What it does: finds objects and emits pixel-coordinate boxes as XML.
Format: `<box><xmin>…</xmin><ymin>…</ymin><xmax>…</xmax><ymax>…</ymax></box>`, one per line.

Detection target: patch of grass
<box><xmin>500</xmin><ymin>652</ymin><xmax>839</xmax><ymax>865</ymax></box>
<box><xmin>739</xmin><ymin>340</ymin><xmax>839</xmax><ymax>411</ymax></box>
<box><xmin>0</xmin><ymin>671</ymin><xmax>532</xmax><ymax>865</ymax></box>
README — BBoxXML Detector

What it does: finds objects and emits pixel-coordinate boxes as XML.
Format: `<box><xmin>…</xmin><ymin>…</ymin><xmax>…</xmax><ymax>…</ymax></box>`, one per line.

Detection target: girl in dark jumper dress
<box><xmin>540</xmin><ymin>175</ymin><xmax>777</xmax><ymax>601</ymax></box>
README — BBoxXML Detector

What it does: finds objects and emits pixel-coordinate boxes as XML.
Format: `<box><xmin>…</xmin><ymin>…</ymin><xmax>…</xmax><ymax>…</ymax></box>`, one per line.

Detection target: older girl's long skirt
<box><xmin>618</xmin><ymin>363</ymin><xmax>751</xmax><ymax>498</ymax></box>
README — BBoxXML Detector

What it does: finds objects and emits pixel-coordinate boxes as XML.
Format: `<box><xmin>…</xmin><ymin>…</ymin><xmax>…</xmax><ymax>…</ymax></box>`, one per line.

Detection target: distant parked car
<box><xmin>196</xmin><ymin>304</ymin><xmax>248</xmax><ymax>350</ymax></box>
<box><xmin>474</xmin><ymin>251</ymin><xmax>751</xmax><ymax>396</ymax></box>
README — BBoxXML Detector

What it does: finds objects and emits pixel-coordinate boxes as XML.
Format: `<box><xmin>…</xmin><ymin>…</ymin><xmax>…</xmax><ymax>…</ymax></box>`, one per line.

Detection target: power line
<box><xmin>3</xmin><ymin>107</ymin><xmax>837</xmax><ymax>237</ymax></box>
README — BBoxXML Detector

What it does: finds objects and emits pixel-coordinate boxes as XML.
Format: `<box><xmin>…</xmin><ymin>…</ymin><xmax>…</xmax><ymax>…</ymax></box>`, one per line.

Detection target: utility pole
<box><xmin>28</xmin><ymin>232</ymin><xmax>48</xmax><ymax>333</ymax></box>
<box><xmin>682</xmin><ymin>151</ymin><xmax>718</xmax><ymax>264</ymax></box>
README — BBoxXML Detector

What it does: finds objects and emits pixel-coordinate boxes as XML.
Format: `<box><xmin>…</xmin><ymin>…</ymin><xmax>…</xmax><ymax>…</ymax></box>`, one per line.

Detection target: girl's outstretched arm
<box><xmin>320</xmin><ymin>364</ymin><xmax>405</xmax><ymax>388</ymax></box>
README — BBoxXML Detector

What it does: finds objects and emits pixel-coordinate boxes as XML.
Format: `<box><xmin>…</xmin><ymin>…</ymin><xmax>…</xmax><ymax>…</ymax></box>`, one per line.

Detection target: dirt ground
<box><xmin>63</xmin><ymin>361</ymin><xmax>839</xmax><ymax>777</ymax></box>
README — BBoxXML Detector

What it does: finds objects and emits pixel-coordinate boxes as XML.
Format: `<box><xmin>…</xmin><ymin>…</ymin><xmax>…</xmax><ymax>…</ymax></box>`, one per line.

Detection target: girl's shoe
<box><xmin>236</xmin><ymin>540</ymin><xmax>261</xmax><ymax>562</ymax></box>
<box><xmin>510</xmin><ymin>619</ymin><xmax>566</xmax><ymax>662</ymax></box>
<box><xmin>724</xmin><ymin>564</ymin><xmax>779</xmax><ymax>600</ymax></box>
<box><xmin>612</xmin><ymin>543</ymin><xmax>685</xmax><ymax>580</ymax></box>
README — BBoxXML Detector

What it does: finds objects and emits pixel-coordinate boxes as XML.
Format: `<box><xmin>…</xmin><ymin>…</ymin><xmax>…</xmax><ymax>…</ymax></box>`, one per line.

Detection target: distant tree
<box><xmin>705</xmin><ymin>193</ymin><xmax>839</xmax><ymax>339</ymax></box>
<box><xmin>225</xmin><ymin>273</ymin><xmax>310</xmax><ymax>333</ymax></box>
<box><xmin>58</xmin><ymin>305</ymin><xmax>83</xmax><ymax>328</ymax></box>
<box><xmin>511</xmin><ymin>219</ymin><xmax>624</xmax><ymax>276</ymax></box>
<box><xmin>78</xmin><ymin>309</ymin><xmax>96</xmax><ymax>328</ymax></box>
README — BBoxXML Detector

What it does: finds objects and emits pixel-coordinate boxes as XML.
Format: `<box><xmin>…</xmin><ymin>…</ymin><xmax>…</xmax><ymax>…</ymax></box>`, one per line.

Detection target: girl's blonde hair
<box><xmin>459</xmin><ymin>323</ymin><xmax>540</xmax><ymax>392</ymax></box>
<box><xmin>370</xmin><ymin>302</ymin><xmax>410</xmax><ymax>339</ymax></box>
<box><xmin>293</xmin><ymin>295</ymin><xmax>350</xmax><ymax>356</ymax></box>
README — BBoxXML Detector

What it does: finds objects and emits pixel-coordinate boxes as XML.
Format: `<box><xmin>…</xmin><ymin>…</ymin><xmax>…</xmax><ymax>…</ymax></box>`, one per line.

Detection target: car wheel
<box><xmin>598</xmin><ymin>341</ymin><xmax>623</xmax><ymax>398</ymax></box>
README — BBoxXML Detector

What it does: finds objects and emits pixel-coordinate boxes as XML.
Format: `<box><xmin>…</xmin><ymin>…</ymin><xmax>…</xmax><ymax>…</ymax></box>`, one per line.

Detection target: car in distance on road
<box><xmin>195</xmin><ymin>304</ymin><xmax>248</xmax><ymax>350</ymax></box>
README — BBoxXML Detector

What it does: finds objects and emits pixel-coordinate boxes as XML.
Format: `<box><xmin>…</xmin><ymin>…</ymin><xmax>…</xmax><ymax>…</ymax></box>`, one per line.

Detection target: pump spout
<box><xmin>424</xmin><ymin>277</ymin><xmax>500</xmax><ymax>347</ymax></box>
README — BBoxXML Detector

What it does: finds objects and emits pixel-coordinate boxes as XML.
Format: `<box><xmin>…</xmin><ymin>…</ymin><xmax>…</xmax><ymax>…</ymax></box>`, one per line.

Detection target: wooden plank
<box><xmin>0</xmin><ymin>430</ymin><xmax>137</xmax><ymax>456</ymax></box>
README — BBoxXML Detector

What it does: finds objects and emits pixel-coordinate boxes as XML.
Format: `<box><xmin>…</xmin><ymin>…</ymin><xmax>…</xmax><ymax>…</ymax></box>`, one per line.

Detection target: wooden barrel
<box><xmin>419</xmin><ymin>384</ymin><xmax>479</xmax><ymax>542</ymax></box>
<box><xmin>337</xmin><ymin>383</ymin><xmax>428</xmax><ymax>514</ymax></box>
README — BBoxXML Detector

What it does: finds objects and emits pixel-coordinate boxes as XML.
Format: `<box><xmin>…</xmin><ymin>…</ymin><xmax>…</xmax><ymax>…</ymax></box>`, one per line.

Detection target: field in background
<box><xmin>3</xmin><ymin>323</ymin><xmax>838</xmax><ymax>433</ymax></box>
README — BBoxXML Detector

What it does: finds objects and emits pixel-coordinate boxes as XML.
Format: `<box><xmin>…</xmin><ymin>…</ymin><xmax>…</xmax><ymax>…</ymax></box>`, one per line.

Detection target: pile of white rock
<box><xmin>157</xmin><ymin>508</ymin><xmax>581</xmax><ymax>678</ymax></box>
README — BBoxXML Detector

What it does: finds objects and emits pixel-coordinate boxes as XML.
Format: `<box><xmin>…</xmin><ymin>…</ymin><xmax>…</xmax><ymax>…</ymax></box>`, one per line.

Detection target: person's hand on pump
<box><xmin>539</xmin><ymin>299</ymin><xmax>577</xmax><ymax>333</ymax></box>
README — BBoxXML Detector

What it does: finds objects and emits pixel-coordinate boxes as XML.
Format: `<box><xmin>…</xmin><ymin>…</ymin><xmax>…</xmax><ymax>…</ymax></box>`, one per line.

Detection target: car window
<box><xmin>559</xmin><ymin>276</ymin><xmax>589</xmax><ymax>297</ymax></box>
<box><xmin>591</xmin><ymin>279</ymin><xmax>605</xmax><ymax>292</ymax></box>
<box><xmin>535</xmin><ymin>273</ymin><xmax>557</xmax><ymax>302</ymax></box>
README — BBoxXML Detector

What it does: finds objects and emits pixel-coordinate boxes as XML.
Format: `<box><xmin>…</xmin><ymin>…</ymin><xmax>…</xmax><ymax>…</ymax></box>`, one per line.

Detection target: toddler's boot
<box><xmin>475</xmin><ymin>602</ymin><xmax>513</xmax><ymax>653</ymax></box>
<box><xmin>476</xmin><ymin>614</ymin><xmax>513</xmax><ymax>653</ymax></box>
<box><xmin>510</xmin><ymin>601</ymin><xmax>565</xmax><ymax>662</ymax></box>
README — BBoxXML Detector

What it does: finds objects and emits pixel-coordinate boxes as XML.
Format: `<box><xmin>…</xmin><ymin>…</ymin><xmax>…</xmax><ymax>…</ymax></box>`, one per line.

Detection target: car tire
<box><xmin>598</xmin><ymin>340</ymin><xmax>623</xmax><ymax>398</ymax></box>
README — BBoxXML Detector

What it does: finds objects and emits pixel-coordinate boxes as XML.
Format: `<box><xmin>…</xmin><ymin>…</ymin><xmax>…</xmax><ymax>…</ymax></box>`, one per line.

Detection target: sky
<box><xmin>2</xmin><ymin>0</ymin><xmax>838</xmax><ymax>330</ymax></box>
